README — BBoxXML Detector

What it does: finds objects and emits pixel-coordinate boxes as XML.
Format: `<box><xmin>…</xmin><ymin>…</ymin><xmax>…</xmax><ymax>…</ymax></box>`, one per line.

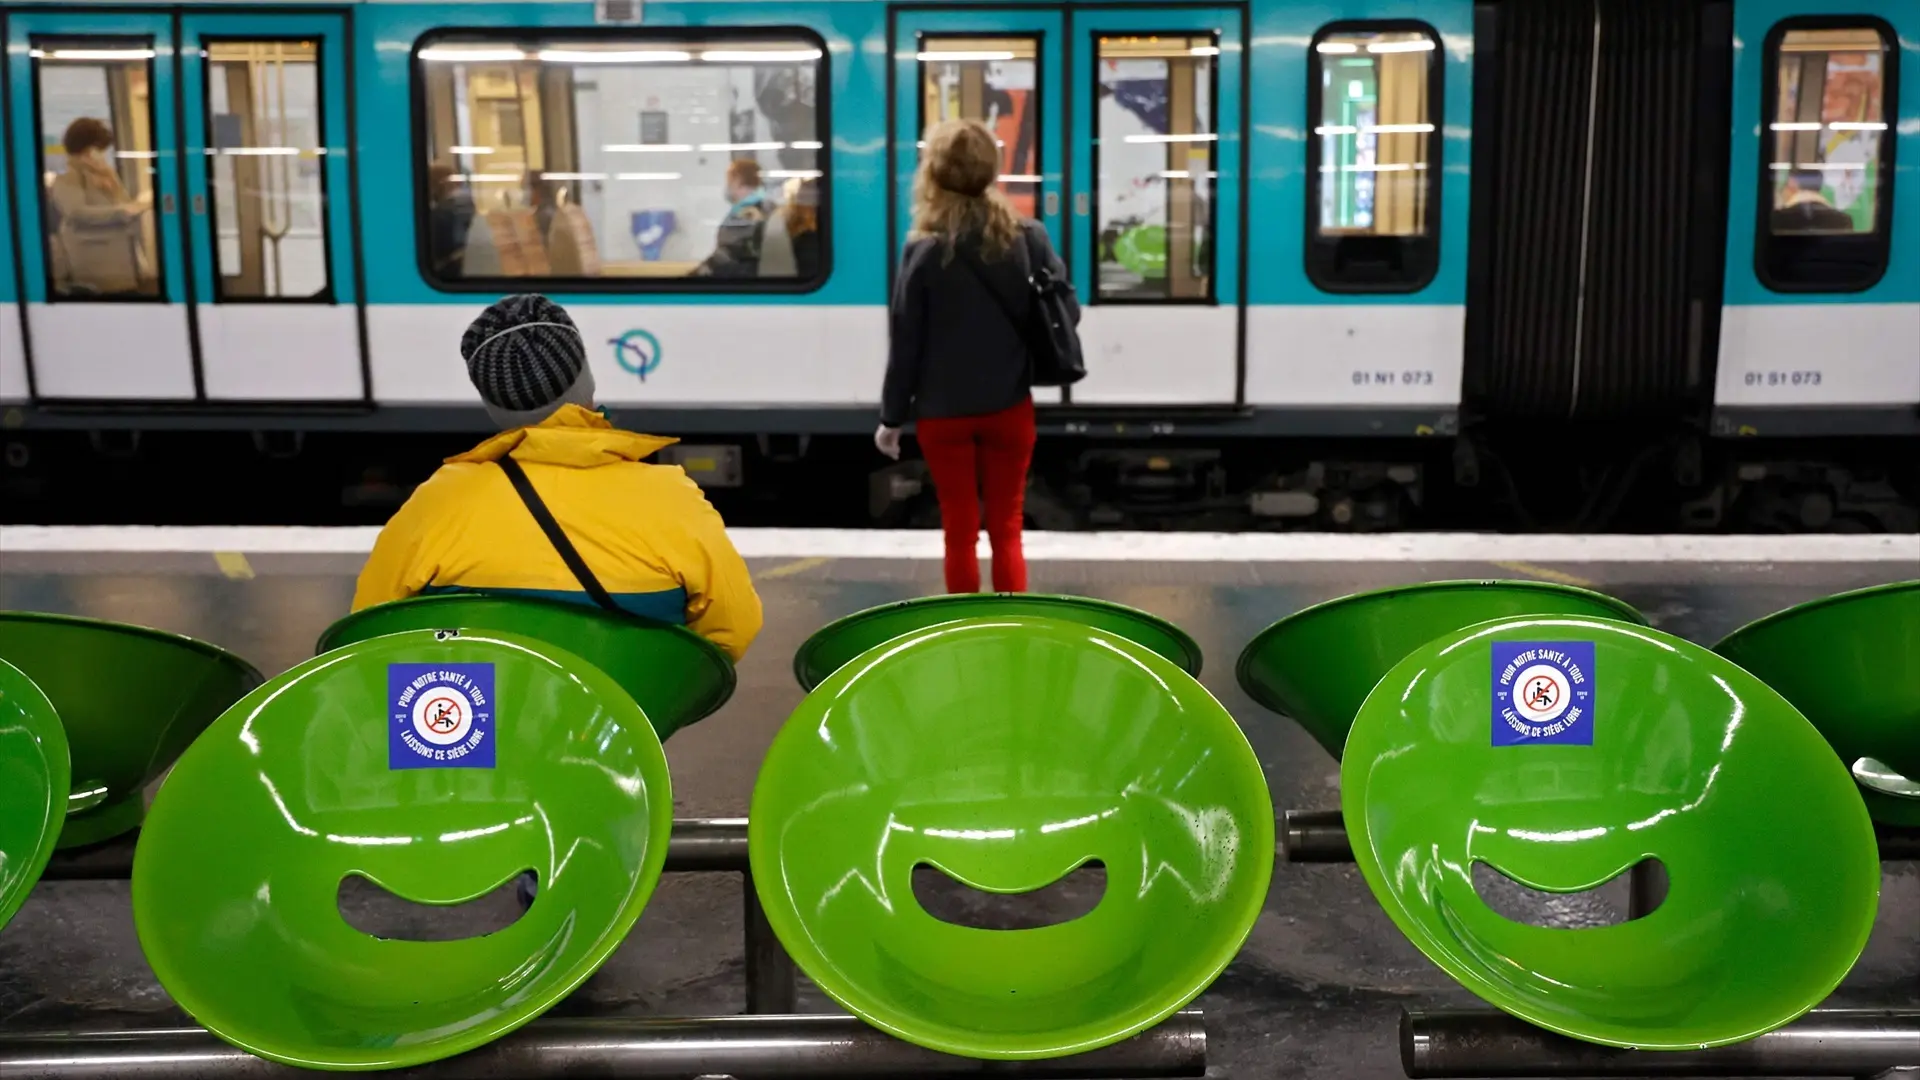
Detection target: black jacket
<box><xmin>881</xmin><ymin>221</ymin><xmax>1074</xmax><ymax>427</ymax></box>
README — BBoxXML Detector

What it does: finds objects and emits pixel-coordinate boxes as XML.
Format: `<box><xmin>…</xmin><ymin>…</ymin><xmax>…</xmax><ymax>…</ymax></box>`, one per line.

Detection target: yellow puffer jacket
<box><xmin>351</xmin><ymin>405</ymin><xmax>762</xmax><ymax>661</ymax></box>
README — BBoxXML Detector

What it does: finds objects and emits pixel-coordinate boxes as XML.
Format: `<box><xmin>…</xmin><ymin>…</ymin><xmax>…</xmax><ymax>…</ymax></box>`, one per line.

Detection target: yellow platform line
<box><xmin>759</xmin><ymin>556</ymin><xmax>830</xmax><ymax>580</ymax></box>
<box><xmin>213</xmin><ymin>551</ymin><xmax>256</xmax><ymax>581</ymax></box>
<box><xmin>1491</xmin><ymin>560</ymin><xmax>1595</xmax><ymax>589</ymax></box>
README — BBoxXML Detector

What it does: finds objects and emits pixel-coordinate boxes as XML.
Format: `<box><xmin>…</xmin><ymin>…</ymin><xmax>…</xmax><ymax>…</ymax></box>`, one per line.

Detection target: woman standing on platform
<box><xmin>876</xmin><ymin>119</ymin><xmax>1076</xmax><ymax>594</ymax></box>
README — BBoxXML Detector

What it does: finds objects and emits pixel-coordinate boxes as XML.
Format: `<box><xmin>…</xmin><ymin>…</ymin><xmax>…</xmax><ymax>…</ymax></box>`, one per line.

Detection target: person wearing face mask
<box><xmin>692</xmin><ymin>158</ymin><xmax>768</xmax><ymax>278</ymax></box>
<box><xmin>48</xmin><ymin>117</ymin><xmax>153</xmax><ymax>298</ymax></box>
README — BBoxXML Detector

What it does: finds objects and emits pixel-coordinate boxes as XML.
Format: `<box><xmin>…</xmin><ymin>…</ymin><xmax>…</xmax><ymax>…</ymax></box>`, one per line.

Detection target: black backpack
<box><xmin>958</xmin><ymin>225</ymin><xmax>1086</xmax><ymax>388</ymax></box>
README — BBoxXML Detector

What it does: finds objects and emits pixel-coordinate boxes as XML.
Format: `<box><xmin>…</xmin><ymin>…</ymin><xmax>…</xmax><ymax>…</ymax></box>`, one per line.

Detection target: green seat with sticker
<box><xmin>1343</xmin><ymin>614</ymin><xmax>1879</xmax><ymax>1049</ymax></box>
<box><xmin>0</xmin><ymin>658</ymin><xmax>69</xmax><ymax>933</ymax></box>
<box><xmin>753</xmin><ymin>614</ymin><xmax>1270</xmax><ymax>1059</ymax></box>
<box><xmin>1717</xmin><ymin>580</ymin><xmax>1920</xmax><ymax>826</ymax></box>
<box><xmin>132</xmin><ymin>628</ymin><xmax>672</xmax><ymax>1070</ymax></box>
<box><xmin>1236</xmin><ymin>581</ymin><xmax>1646</xmax><ymax>759</ymax></box>
<box><xmin>0</xmin><ymin>612</ymin><xmax>262</xmax><ymax>848</ymax></box>
<box><xmin>792</xmin><ymin>593</ymin><xmax>1201</xmax><ymax>691</ymax></box>
<box><xmin>319</xmin><ymin>593</ymin><xmax>734</xmax><ymax>741</ymax></box>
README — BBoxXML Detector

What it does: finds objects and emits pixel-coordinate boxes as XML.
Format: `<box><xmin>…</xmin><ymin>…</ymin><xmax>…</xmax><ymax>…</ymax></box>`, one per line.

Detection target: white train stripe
<box><xmin>2</xmin><ymin>526</ymin><xmax>1915</xmax><ymax>563</ymax></box>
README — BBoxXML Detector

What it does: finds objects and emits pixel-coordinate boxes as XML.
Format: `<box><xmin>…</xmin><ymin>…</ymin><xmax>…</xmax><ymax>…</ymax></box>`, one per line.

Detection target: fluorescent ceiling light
<box><xmin>34</xmin><ymin>48</ymin><xmax>157</xmax><ymax>61</ymax></box>
<box><xmin>918</xmin><ymin>50</ymin><xmax>1017</xmax><ymax>62</ymax></box>
<box><xmin>418</xmin><ymin>47</ymin><xmax>527</xmax><ymax>62</ymax></box>
<box><xmin>700</xmin><ymin>49</ymin><xmax>822</xmax><ymax>63</ymax></box>
<box><xmin>538</xmin><ymin>49</ymin><xmax>691</xmax><ymax>63</ymax></box>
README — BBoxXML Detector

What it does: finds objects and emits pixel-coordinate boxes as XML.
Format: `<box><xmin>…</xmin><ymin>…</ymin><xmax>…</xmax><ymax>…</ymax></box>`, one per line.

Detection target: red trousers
<box><xmin>917</xmin><ymin>398</ymin><xmax>1036</xmax><ymax>593</ymax></box>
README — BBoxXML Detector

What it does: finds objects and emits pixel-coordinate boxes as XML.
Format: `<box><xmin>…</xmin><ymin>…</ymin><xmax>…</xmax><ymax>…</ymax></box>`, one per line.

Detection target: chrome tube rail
<box><xmin>0</xmin><ymin>1013</ymin><xmax>1210</xmax><ymax>1080</ymax></box>
<box><xmin>1279</xmin><ymin>809</ymin><xmax>1920</xmax><ymax>864</ymax></box>
<box><xmin>37</xmin><ymin>818</ymin><xmax>797</xmax><ymax>1015</ymax></box>
<box><xmin>1402</xmin><ymin>1008</ymin><xmax>1920</xmax><ymax>1078</ymax></box>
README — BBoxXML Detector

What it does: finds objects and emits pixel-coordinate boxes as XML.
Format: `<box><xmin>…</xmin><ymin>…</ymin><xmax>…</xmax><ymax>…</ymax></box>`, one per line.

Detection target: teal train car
<box><xmin>0</xmin><ymin>1</ymin><xmax>1912</xmax><ymax>530</ymax></box>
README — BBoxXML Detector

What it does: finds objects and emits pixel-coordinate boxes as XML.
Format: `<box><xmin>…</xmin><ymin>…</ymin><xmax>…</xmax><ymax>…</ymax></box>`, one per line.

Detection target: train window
<box><xmin>1757</xmin><ymin>21</ymin><xmax>1898</xmax><ymax>292</ymax></box>
<box><xmin>205</xmin><ymin>40</ymin><xmax>330</xmax><ymax>301</ymax></box>
<box><xmin>917</xmin><ymin>37</ymin><xmax>1042</xmax><ymax>217</ymax></box>
<box><xmin>415</xmin><ymin>31</ymin><xmax>827</xmax><ymax>290</ymax></box>
<box><xmin>1093</xmin><ymin>33</ymin><xmax>1216</xmax><ymax>303</ymax></box>
<box><xmin>1305</xmin><ymin>23</ymin><xmax>1442</xmax><ymax>293</ymax></box>
<box><xmin>30</xmin><ymin>39</ymin><xmax>164</xmax><ymax>302</ymax></box>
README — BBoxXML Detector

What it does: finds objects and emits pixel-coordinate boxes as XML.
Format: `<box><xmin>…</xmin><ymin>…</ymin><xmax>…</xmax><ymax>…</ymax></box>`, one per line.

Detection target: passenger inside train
<box><xmin>45</xmin><ymin>117</ymin><xmax>154</xmax><ymax>299</ymax></box>
<box><xmin>350</xmin><ymin>292</ymin><xmax>763</xmax><ymax>661</ymax></box>
<box><xmin>692</xmin><ymin>158</ymin><xmax>770</xmax><ymax>278</ymax></box>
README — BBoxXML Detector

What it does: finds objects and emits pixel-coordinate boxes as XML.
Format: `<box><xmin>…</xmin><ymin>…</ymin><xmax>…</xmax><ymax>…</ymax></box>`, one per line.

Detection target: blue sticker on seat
<box><xmin>389</xmin><ymin>664</ymin><xmax>495</xmax><ymax>769</ymax></box>
<box><xmin>1491</xmin><ymin>642</ymin><xmax>1595</xmax><ymax>746</ymax></box>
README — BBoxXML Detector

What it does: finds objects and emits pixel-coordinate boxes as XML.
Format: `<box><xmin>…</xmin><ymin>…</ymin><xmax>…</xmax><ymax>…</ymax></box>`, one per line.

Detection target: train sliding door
<box><xmin>3</xmin><ymin>9</ymin><xmax>363</xmax><ymax>405</ymax></box>
<box><xmin>890</xmin><ymin>4</ymin><xmax>1243</xmax><ymax>407</ymax></box>
<box><xmin>179</xmin><ymin>12</ymin><xmax>364</xmax><ymax>401</ymax></box>
<box><xmin>892</xmin><ymin>8</ymin><xmax>1067</xmax><ymax>402</ymax></box>
<box><xmin>0</xmin><ymin>11</ymin><xmax>21</xmax><ymax>404</ymax></box>
<box><xmin>1069</xmin><ymin>9</ymin><xmax>1241</xmax><ymax>404</ymax></box>
<box><xmin>6</xmin><ymin>11</ymin><xmax>194</xmax><ymax>400</ymax></box>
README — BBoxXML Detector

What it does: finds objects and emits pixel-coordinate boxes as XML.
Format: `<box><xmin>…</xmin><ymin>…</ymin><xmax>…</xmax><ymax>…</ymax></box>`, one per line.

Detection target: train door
<box><xmin>6</xmin><ymin>11</ymin><xmax>194</xmax><ymax>400</ymax></box>
<box><xmin>1069</xmin><ymin>9</ymin><xmax>1241</xmax><ymax>404</ymax></box>
<box><xmin>890</xmin><ymin>5</ymin><xmax>1244</xmax><ymax>407</ymax></box>
<box><xmin>0</xmin><ymin>12</ymin><xmax>22</xmax><ymax>403</ymax></box>
<box><xmin>892</xmin><ymin>8</ymin><xmax>1068</xmax><ymax>403</ymax></box>
<box><xmin>179</xmin><ymin>12</ymin><xmax>365</xmax><ymax>401</ymax></box>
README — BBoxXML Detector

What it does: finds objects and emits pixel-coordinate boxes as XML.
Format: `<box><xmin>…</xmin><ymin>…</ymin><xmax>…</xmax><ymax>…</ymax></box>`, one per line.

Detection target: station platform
<box><xmin>1</xmin><ymin>528</ymin><xmax>1916</xmax><ymax>1079</ymax></box>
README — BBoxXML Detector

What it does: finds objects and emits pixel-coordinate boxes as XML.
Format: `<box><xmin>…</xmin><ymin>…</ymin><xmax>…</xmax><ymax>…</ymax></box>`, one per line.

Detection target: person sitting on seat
<box><xmin>351</xmin><ymin>293</ymin><xmax>762</xmax><ymax>661</ymax></box>
<box><xmin>692</xmin><ymin>159</ymin><xmax>769</xmax><ymax>278</ymax></box>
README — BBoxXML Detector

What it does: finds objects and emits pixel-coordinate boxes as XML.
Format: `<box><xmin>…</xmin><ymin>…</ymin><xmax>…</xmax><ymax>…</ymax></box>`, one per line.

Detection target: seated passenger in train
<box><xmin>350</xmin><ymin>293</ymin><xmax>763</xmax><ymax>661</ymax></box>
<box><xmin>424</xmin><ymin>161</ymin><xmax>475</xmax><ymax>279</ymax></box>
<box><xmin>692</xmin><ymin>159</ymin><xmax>769</xmax><ymax>278</ymax></box>
<box><xmin>1771</xmin><ymin>170</ymin><xmax>1856</xmax><ymax>234</ymax></box>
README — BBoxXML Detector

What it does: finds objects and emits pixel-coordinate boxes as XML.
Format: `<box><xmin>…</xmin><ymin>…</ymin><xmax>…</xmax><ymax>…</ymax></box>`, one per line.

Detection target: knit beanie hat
<box><xmin>461</xmin><ymin>293</ymin><xmax>597</xmax><ymax>429</ymax></box>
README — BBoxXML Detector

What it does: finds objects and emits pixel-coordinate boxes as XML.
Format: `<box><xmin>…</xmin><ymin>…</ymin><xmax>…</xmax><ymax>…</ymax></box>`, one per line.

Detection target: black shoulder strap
<box><xmin>495</xmin><ymin>456</ymin><xmax>622</xmax><ymax>613</ymax></box>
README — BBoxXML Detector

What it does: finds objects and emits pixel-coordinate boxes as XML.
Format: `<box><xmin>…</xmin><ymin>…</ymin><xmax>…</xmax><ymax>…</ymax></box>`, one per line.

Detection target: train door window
<box><xmin>1093</xmin><ymin>33</ymin><xmax>1216</xmax><ymax>303</ymax></box>
<box><xmin>1757</xmin><ymin>22</ymin><xmax>1896</xmax><ymax>292</ymax></box>
<box><xmin>1305</xmin><ymin>23</ymin><xmax>1441</xmax><ymax>292</ymax></box>
<box><xmin>31</xmin><ymin>40</ymin><xmax>163</xmax><ymax>301</ymax></box>
<box><xmin>917</xmin><ymin>37</ymin><xmax>1042</xmax><ymax>218</ymax></box>
<box><xmin>415</xmin><ymin>32</ymin><xmax>827</xmax><ymax>289</ymax></box>
<box><xmin>204</xmin><ymin>40</ymin><xmax>329</xmax><ymax>300</ymax></box>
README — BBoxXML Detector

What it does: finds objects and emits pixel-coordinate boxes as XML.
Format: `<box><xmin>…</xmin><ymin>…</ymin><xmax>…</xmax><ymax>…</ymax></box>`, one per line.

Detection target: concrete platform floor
<box><xmin>1</xmin><ymin>548</ymin><xmax>1916</xmax><ymax>1079</ymax></box>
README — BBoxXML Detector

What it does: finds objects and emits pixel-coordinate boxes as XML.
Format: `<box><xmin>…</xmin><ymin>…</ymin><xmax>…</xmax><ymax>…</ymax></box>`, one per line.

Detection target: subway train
<box><xmin>0</xmin><ymin>0</ymin><xmax>1914</xmax><ymax>531</ymax></box>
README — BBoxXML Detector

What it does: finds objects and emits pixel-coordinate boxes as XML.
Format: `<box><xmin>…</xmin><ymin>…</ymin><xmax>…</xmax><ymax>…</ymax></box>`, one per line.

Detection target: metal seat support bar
<box><xmin>1402</xmin><ymin>1008</ymin><xmax>1920</xmax><ymax>1077</ymax></box>
<box><xmin>1282</xmin><ymin>810</ymin><xmax>1920</xmax><ymax>863</ymax></box>
<box><xmin>0</xmin><ymin>1013</ymin><xmax>1209</xmax><ymax>1080</ymax></box>
<box><xmin>34</xmin><ymin>819</ymin><xmax>798</xmax><ymax>1015</ymax></box>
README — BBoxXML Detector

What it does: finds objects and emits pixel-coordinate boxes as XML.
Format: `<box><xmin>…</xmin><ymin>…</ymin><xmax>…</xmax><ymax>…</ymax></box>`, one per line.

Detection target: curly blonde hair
<box><xmin>910</xmin><ymin>119</ymin><xmax>1022</xmax><ymax>261</ymax></box>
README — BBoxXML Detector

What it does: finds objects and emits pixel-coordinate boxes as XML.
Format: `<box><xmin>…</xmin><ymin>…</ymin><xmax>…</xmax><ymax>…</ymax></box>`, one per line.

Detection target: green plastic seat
<box><xmin>752</xmin><ymin>615</ymin><xmax>1271</xmax><ymax>1059</ymax></box>
<box><xmin>0</xmin><ymin>612</ymin><xmax>263</xmax><ymax>848</ymax></box>
<box><xmin>1236</xmin><ymin>581</ymin><xmax>1646</xmax><ymax>759</ymax></box>
<box><xmin>318</xmin><ymin>593</ymin><xmax>735</xmax><ymax>741</ymax></box>
<box><xmin>0</xmin><ymin>658</ymin><xmax>69</xmax><ymax>932</ymax></box>
<box><xmin>1716</xmin><ymin>581</ymin><xmax>1920</xmax><ymax>826</ymax></box>
<box><xmin>1343</xmin><ymin>614</ymin><xmax>1878</xmax><ymax>1050</ymax></box>
<box><xmin>132</xmin><ymin>628</ymin><xmax>672</xmax><ymax>1070</ymax></box>
<box><xmin>792</xmin><ymin>593</ymin><xmax>1201</xmax><ymax>692</ymax></box>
